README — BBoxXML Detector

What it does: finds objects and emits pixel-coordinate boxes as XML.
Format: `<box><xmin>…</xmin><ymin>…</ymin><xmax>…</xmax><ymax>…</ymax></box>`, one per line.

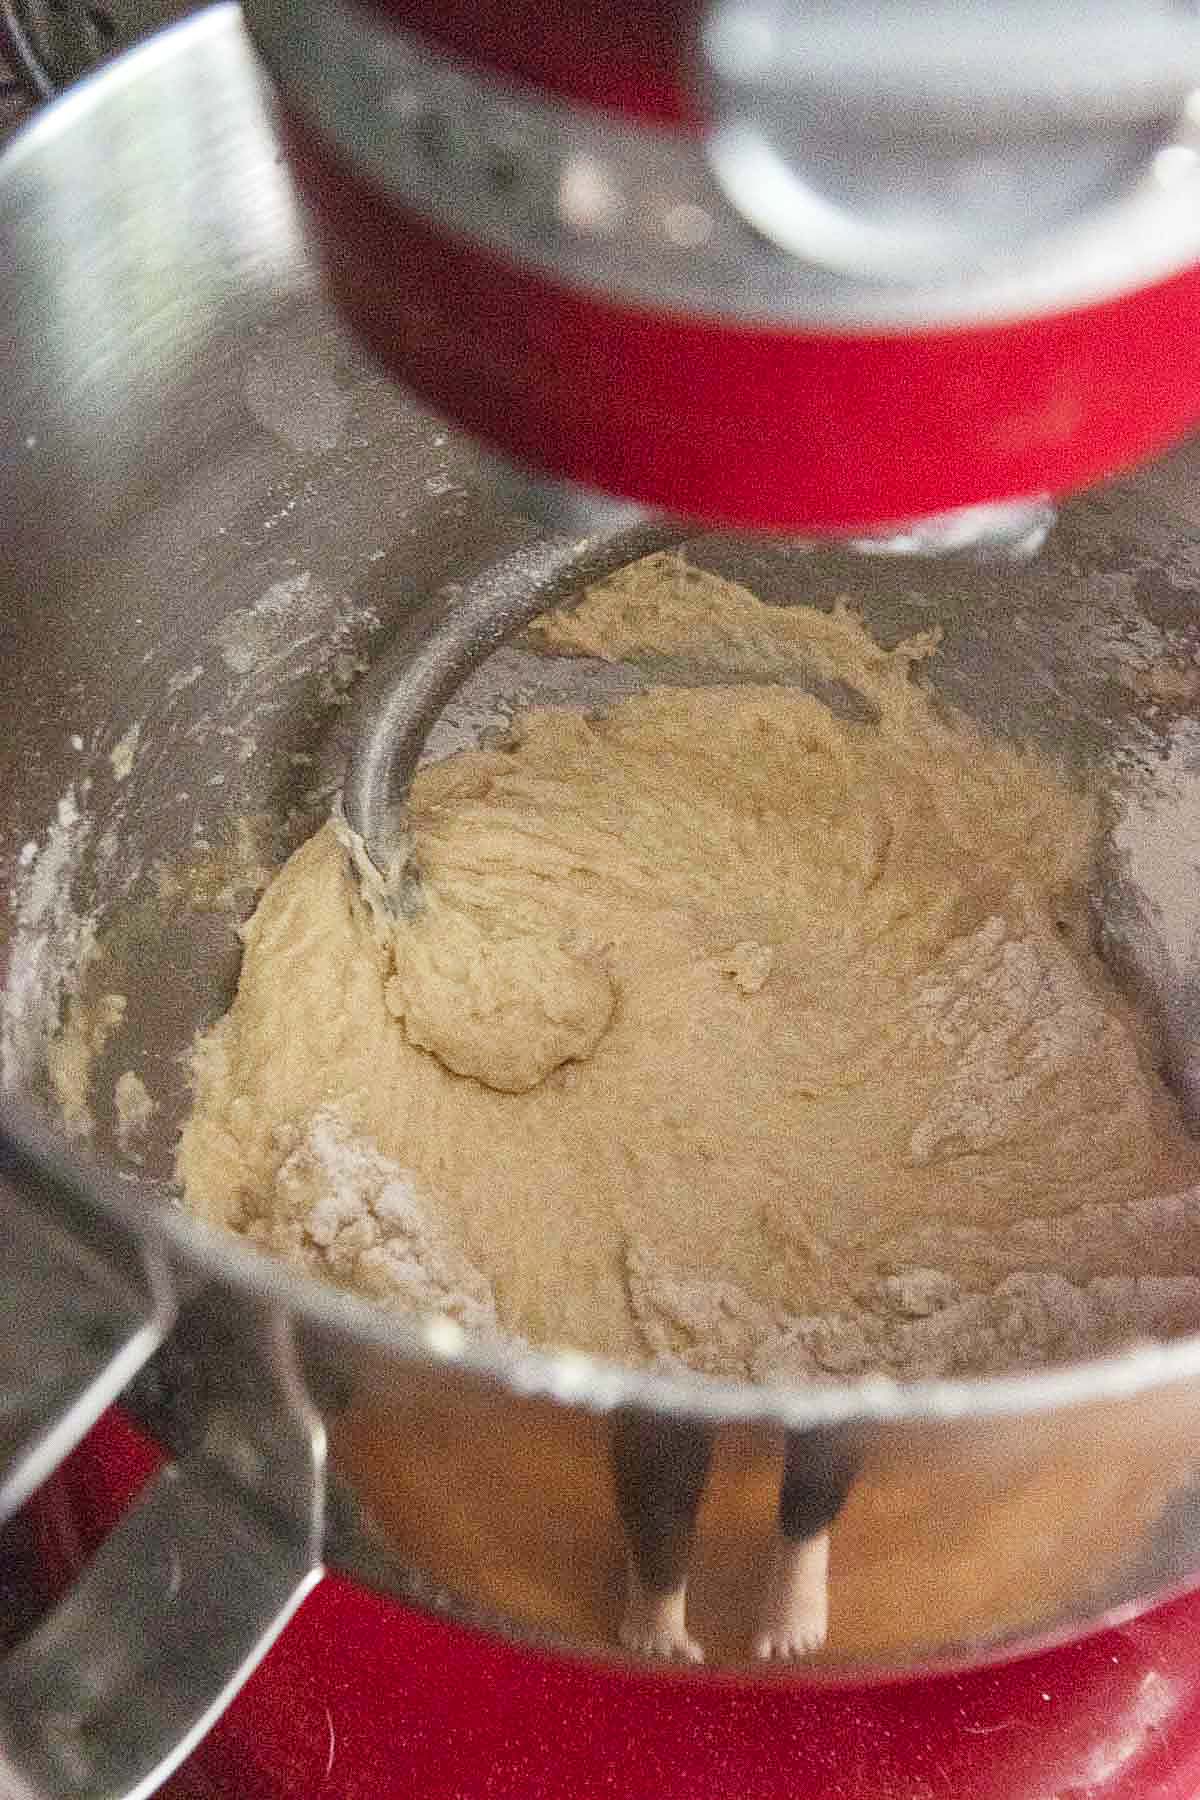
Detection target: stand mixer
<box><xmin>246</xmin><ymin>0</ymin><xmax>1200</xmax><ymax>891</ymax></box>
<box><xmin>10</xmin><ymin>4</ymin><xmax>1200</xmax><ymax>1797</ymax></box>
<box><xmin>236</xmin><ymin>8</ymin><xmax>1200</xmax><ymax>1791</ymax></box>
<box><xmin>249</xmin><ymin>0</ymin><xmax>1200</xmax><ymax>535</ymax></box>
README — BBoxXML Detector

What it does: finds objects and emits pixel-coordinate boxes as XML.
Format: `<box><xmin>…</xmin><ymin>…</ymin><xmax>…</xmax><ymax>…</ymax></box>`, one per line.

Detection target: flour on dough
<box><xmin>233</xmin><ymin>1104</ymin><xmax>499</xmax><ymax>1331</ymax></box>
<box><xmin>114</xmin><ymin>1069</ymin><xmax>156</xmax><ymax>1155</ymax></box>
<box><xmin>178</xmin><ymin>554</ymin><xmax>1200</xmax><ymax>1379</ymax></box>
<box><xmin>50</xmin><ymin>990</ymin><xmax>126</xmax><ymax>1138</ymax></box>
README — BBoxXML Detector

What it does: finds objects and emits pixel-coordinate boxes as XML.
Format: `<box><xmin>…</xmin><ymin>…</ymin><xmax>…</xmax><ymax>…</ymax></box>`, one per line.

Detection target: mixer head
<box><xmin>244</xmin><ymin>0</ymin><xmax>1200</xmax><ymax>537</ymax></box>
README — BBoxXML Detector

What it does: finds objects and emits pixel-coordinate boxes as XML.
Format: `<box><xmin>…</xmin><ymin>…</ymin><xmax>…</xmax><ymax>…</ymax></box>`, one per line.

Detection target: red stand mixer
<box><xmin>8</xmin><ymin>4</ymin><xmax>1200</xmax><ymax>1797</ymax></box>
<box><xmin>257</xmin><ymin>0</ymin><xmax>1200</xmax><ymax>532</ymax></box>
<box><xmin>18</xmin><ymin>1408</ymin><xmax>1200</xmax><ymax>1800</ymax></box>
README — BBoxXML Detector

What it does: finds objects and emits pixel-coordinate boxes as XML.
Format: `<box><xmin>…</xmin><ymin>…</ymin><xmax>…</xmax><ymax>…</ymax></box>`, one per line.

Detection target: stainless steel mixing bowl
<box><xmin>7</xmin><ymin>10</ymin><xmax>1200</xmax><ymax>1796</ymax></box>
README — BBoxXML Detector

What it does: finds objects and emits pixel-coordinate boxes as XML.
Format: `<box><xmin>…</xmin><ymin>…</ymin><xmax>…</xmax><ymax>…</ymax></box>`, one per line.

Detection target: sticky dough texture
<box><xmin>178</xmin><ymin>556</ymin><xmax>1200</xmax><ymax>1376</ymax></box>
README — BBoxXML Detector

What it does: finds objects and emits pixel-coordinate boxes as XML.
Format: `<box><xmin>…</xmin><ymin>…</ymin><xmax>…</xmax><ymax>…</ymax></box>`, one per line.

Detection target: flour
<box><xmin>1112</xmin><ymin>718</ymin><xmax>1200</xmax><ymax>983</ymax></box>
<box><xmin>114</xmin><ymin>1069</ymin><xmax>157</xmax><ymax>1154</ymax></box>
<box><xmin>2</xmin><ymin>784</ymin><xmax>99</xmax><ymax>1094</ymax></box>
<box><xmin>628</xmin><ymin>878</ymin><xmax>1200</xmax><ymax>1381</ymax></box>
<box><xmin>1106</xmin><ymin>715</ymin><xmax>1200</xmax><ymax>1126</ymax></box>
<box><xmin>243</xmin><ymin>1106</ymin><xmax>501</xmax><ymax>1332</ymax></box>
<box><xmin>109</xmin><ymin>723</ymin><xmax>141</xmax><ymax>782</ymax></box>
<box><xmin>628</xmin><ymin>1233</ymin><xmax>1200</xmax><ymax>1383</ymax></box>
<box><xmin>907</xmin><ymin>908</ymin><xmax>1111</xmax><ymax>1165</ymax></box>
<box><xmin>49</xmin><ymin>990</ymin><xmax>127</xmax><ymax>1138</ymax></box>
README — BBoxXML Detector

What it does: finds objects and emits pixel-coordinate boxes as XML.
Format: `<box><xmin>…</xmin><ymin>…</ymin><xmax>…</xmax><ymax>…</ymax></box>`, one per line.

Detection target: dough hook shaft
<box><xmin>342</xmin><ymin>522</ymin><xmax>686</xmax><ymax>881</ymax></box>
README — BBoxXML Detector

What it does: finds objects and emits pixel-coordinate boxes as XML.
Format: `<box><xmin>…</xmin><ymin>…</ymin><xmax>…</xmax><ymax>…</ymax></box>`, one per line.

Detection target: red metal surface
<box><xmin>280</xmin><ymin>115</ymin><xmax>1200</xmax><ymax>534</ymax></box>
<box><xmin>14</xmin><ymin>1408</ymin><xmax>1200</xmax><ymax>1800</ymax></box>
<box><xmin>359</xmin><ymin>0</ymin><xmax>697</xmax><ymax>123</ymax></box>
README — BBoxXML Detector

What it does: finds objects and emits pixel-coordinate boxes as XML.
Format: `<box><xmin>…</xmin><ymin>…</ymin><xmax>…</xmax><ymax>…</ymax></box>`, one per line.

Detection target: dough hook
<box><xmin>341</xmin><ymin>493</ymin><xmax>1060</xmax><ymax>913</ymax></box>
<box><xmin>341</xmin><ymin>521</ymin><xmax>686</xmax><ymax>895</ymax></box>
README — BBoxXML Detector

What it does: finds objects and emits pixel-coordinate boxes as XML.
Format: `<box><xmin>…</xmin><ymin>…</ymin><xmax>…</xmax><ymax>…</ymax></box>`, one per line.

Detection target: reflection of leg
<box><xmin>621</xmin><ymin>1563</ymin><xmax>703</xmax><ymax>1663</ymax></box>
<box><xmin>755</xmin><ymin>1530</ymin><xmax>830</xmax><ymax>1661</ymax></box>
<box><xmin>611</xmin><ymin>1410</ymin><xmax>715</xmax><ymax>1662</ymax></box>
<box><xmin>755</xmin><ymin>1430</ymin><xmax>857</xmax><ymax>1661</ymax></box>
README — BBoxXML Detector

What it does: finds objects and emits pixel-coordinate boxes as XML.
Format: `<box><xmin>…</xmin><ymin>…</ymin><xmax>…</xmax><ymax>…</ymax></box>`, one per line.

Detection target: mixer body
<box><xmin>249</xmin><ymin>0</ymin><xmax>1200</xmax><ymax>533</ymax></box>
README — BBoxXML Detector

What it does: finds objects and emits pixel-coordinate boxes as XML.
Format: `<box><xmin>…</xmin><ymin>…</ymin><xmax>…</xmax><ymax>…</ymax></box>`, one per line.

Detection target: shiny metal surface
<box><xmin>700</xmin><ymin>0</ymin><xmax>1200</xmax><ymax>279</ymax></box>
<box><xmin>0</xmin><ymin>1133</ymin><xmax>173</xmax><ymax>1526</ymax></box>
<box><xmin>343</xmin><ymin>501</ymin><xmax>1061</xmax><ymax>884</ymax></box>
<box><xmin>247</xmin><ymin>0</ymin><xmax>1200</xmax><ymax>325</ymax></box>
<box><xmin>9</xmin><ymin>14</ymin><xmax>1200</xmax><ymax>1787</ymax></box>
<box><xmin>0</xmin><ymin>1225</ymin><xmax>325</xmax><ymax>1800</ymax></box>
<box><xmin>0</xmin><ymin>0</ymin><xmax>197</xmax><ymax>99</ymax></box>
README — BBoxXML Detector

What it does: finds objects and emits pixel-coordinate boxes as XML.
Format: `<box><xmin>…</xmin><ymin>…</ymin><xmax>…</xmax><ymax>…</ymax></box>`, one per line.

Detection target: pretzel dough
<box><xmin>178</xmin><ymin>557</ymin><xmax>1200</xmax><ymax>1375</ymax></box>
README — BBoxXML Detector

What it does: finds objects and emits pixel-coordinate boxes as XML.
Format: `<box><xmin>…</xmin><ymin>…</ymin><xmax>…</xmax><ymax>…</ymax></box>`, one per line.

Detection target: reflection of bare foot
<box><xmin>619</xmin><ymin>1565</ymin><xmax>704</xmax><ymax>1663</ymax></box>
<box><xmin>753</xmin><ymin>1530</ymin><xmax>830</xmax><ymax>1661</ymax></box>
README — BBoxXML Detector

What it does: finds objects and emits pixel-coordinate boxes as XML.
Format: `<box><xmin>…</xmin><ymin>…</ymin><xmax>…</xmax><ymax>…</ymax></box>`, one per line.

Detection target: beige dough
<box><xmin>178</xmin><ymin>556</ymin><xmax>1200</xmax><ymax>1380</ymax></box>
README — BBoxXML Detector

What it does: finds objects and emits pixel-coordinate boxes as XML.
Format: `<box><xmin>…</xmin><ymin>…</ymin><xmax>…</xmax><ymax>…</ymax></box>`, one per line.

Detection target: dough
<box><xmin>178</xmin><ymin>555</ymin><xmax>1200</xmax><ymax>1378</ymax></box>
